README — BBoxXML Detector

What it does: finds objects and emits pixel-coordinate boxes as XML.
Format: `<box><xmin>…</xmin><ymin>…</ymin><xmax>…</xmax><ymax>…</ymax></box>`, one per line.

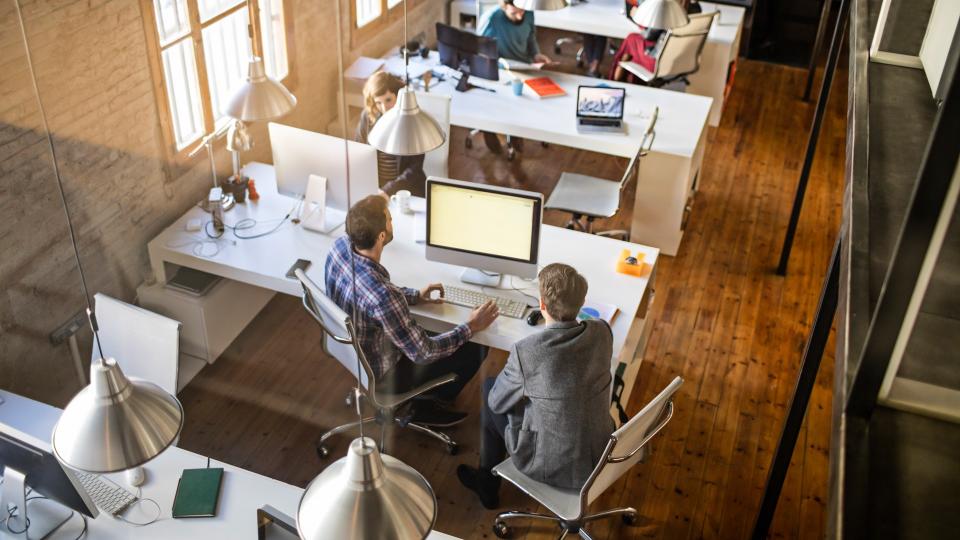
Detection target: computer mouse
<box><xmin>126</xmin><ymin>466</ymin><xmax>145</xmax><ymax>487</ymax></box>
<box><xmin>526</xmin><ymin>309</ymin><xmax>543</xmax><ymax>326</ymax></box>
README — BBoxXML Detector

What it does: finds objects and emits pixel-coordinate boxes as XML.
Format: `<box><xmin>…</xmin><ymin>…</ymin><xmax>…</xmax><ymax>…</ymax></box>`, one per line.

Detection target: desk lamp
<box><xmin>367</xmin><ymin>0</ymin><xmax>445</xmax><ymax>156</ymax></box>
<box><xmin>296</xmin><ymin>2</ymin><xmax>436</xmax><ymax>538</ymax></box>
<box><xmin>11</xmin><ymin>0</ymin><xmax>184</xmax><ymax>479</ymax></box>
<box><xmin>631</xmin><ymin>0</ymin><xmax>689</xmax><ymax>30</ymax></box>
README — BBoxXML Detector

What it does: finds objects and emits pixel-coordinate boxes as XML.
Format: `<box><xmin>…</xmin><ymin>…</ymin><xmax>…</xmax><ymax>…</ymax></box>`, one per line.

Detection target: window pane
<box><xmin>259</xmin><ymin>0</ymin><xmax>288</xmax><ymax>80</ymax></box>
<box><xmin>153</xmin><ymin>0</ymin><xmax>190</xmax><ymax>45</ymax></box>
<box><xmin>199</xmin><ymin>0</ymin><xmax>245</xmax><ymax>23</ymax></box>
<box><xmin>387</xmin><ymin>0</ymin><xmax>402</xmax><ymax>9</ymax></box>
<box><xmin>356</xmin><ymin>0</ymin><xmax>382</xmax><ymax>28</ymax></box>
<box><xmin>161</xmin><ymin>39</ymin><xmax>205</xmax><ymax>149</ymax></box>
<box><xmin>202</xmin><ymin>8</ymin><xmax>252</xmax><ymax>122</ymax></box>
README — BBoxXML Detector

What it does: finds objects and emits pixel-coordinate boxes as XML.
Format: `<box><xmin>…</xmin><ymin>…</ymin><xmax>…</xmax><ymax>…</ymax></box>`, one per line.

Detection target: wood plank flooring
<box><xmin>176</xmin><ymin>58</ymin><xmax>845</xmax><ymax>539</ymax></box>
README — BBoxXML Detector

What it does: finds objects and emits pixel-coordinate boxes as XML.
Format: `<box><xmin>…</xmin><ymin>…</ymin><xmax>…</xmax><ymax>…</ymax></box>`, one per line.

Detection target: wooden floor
<box><xmin>177</xmin><ymin>59</ymin><xmax>845</xmax><ymax>539</ymax></box>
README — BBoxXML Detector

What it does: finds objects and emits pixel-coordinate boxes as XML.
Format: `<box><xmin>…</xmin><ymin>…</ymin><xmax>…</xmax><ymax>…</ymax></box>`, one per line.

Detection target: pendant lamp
<box><xmin>224</xmin><ymin>56</ymin><xmax>297</xmax><ymax>122</ymax></box>
<box><xmin>631</xmin><ymin>0</ymin><xmax>689</xmax><ymax>30</ymax></box>
<box><xmin>366</xmin><ymin>0</ymin><xmax>445</xmax><ymax>156</ymax></box>
<box><xmin>11</xmin><ymin>0</ymin><xmax>184</xmax><ymax>474</ymax></box>
<box><xmin>513</xmin><ymin>0</ymin><xmax>568</xmax><ymax>10</ymax></box>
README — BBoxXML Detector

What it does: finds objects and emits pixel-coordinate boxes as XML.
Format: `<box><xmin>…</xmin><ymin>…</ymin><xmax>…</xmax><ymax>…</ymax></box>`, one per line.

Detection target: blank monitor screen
<box><xmin>427</xmin><ymin>181</ymin><xmax>541</xmax><ymax>263</ymax></box>
<box><xmin>577</xmin><ymin>86</ymin><xmax>626</xmax><ymax>119</ymax></box>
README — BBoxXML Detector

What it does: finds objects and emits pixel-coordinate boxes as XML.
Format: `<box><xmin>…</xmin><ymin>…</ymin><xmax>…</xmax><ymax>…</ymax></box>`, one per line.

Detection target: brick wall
<box><xmin>0</xmin><ymin>0</ymin><xmax>445</xmax><ymax>406</ymax></box>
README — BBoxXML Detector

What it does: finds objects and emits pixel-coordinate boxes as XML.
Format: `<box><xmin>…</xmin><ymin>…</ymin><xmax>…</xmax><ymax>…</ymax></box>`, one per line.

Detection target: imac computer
<box><xmin>268</xmin><ymin>123</ymin><xmax>379</xmax><ymax>232</ymax></box>
<box><xmin>0</xmin><ymin>425</ymin><xmax>97</xmax><ymax>538</ymax></box>
<box><xmin>425</xmin><ymin>177</ymin><xmax>542</xmax><ymax>286</ymax></box>
<box><xmin>436</xmin><ymin>22</ymin><xmax>500</xmax><ymax>82</ymax></box>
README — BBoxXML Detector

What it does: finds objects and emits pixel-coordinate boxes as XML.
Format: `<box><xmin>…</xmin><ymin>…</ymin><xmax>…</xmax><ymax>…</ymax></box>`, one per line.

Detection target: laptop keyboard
<box><xmin>580</xmin><ymin>118</ymin><xmax>619</xmax><ymax>126</ymax></box>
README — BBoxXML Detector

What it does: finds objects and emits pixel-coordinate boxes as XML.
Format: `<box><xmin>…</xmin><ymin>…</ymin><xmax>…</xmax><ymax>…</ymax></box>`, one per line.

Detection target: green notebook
<box><xmin>172</xmin><ymin>467</ymin><xmax>224</xmax><ymax>518</ymax></box>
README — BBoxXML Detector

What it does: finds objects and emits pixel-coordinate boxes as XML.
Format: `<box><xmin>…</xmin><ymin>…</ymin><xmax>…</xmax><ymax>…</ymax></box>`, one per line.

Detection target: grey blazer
<box><xmin>488</xmin><ymin>319</ymin><xmax>616</xmax><ymax>489</ymax></box>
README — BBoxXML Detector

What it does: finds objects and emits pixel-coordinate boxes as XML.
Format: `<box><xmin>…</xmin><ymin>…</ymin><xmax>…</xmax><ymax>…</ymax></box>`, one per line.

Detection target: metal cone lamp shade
<box><xmin>367</xmin><ymin>88</ymin><xmax>446</xmax><ymax>156</ymax></box>
<box><xmin>513</xmin><ymin>0</ymin><xmax>568</xmax><ymax>10</ymax></box>
<box><xmin>297</xmin><ymin>437</ymin><xmax>436</xmax><ymax>540</ymax></box>
<box><xmin>225</xmin><ymin>57</ymin><xmax>297</xmax><ymax>122</ymax></box>
<box><xmin>631</xmin><ymin>0</ymin><xmax>689</xmax><ymax>30</ymax></box>
<box><xmin>52</xmin><ymin>357</ymin><xmax>184</xmax><ymax>473</ymax></box>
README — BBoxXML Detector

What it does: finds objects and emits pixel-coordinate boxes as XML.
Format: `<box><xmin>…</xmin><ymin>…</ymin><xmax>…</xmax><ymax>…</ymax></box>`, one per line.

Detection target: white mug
<box><xmin>391</xmin><ymin>189</ymin><xmax>412</xmax><ymax>214</ymax></box>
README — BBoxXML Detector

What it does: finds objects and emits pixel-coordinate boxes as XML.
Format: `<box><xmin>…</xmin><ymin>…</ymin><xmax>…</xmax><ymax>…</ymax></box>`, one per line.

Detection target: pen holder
<box><xmin>615</xmin><ymin>249</ymin><xmax>646</xmax><ymax>277</ymax></box>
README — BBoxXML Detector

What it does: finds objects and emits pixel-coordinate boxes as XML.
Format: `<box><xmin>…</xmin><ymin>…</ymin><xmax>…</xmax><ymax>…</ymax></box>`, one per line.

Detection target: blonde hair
<box><xmin>362</xmin><ymin>71</ymin><xmax>405</xmax><ymax>125</ymax></box>
<box><xmin>539</xmin><ymin>263</ymin><xmax>588</xmax><ymax>322</ymax></box>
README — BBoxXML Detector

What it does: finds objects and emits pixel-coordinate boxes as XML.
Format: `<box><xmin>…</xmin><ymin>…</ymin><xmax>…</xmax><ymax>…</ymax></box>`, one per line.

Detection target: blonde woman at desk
<box><xmin>356</xmin><ymin>71</ymin><xmax>427</xmax><ymax>197</ymax></box>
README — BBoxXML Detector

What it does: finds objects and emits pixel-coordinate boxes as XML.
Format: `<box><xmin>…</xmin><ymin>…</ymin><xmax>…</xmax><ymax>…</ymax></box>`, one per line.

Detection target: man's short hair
<box><xmin>539</xmin><ymin>263</ymin><xmax>588</xmax><ymax>322</ymax></box>
<box><xmin>346</xmin><ymin>195</ymin><xmax>388</xmax><ymax>250</ymax></box>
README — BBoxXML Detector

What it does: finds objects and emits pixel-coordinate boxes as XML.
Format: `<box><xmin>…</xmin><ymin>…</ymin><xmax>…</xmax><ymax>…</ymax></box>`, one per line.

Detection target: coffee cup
<box><xmin>391</xmin><ymin>189</ymin><xmax>412</xmax><ymax>214</ymax></box>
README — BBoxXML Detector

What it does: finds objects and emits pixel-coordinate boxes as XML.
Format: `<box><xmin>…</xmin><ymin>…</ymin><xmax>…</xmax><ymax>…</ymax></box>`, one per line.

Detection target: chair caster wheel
<box><xmin>493</xmin><ymin>520</ymin><xmax>511</xmax><ymax>538</ymax></box>
<box><xmin>622</xmin><ymin>512</ymin><xmax>639</xmax><ymax>525</ymax></box>
<box><xmin>553</xmin><ymin>45</ymin><xmax>562</xmax><ymax>54</ymax></box>
<box><xmin>345</xmin><ymin>393</ymin><xmax>353</xmax><ymax>407</ymax></box>
<box><xmin>317</xmin><ymin>445</ymin><xmax>330</xmax><ymax>459</ymax></box>
<box><xmin>577</xmin><ymin>60</ymin><xmax>585</xmax><ymax>68</ymax></box>
<box><xmin>507</xmin><ymin>149</ymin><xmax>516</xmax><ymax>161</ymax></box>
<box><xmin>465</xmin><ymin>137</ymin><xmax>474</xmax><ymax>149</ymax></box>
<box><xmin>540</xmin><ymin>141</ymin><xmax>548</xmax><ymax>148</ymax></box>
<box><xmin>446</xmin><ymin>443</ymin><xmax>459</xmax><ymax>455</ymax></box>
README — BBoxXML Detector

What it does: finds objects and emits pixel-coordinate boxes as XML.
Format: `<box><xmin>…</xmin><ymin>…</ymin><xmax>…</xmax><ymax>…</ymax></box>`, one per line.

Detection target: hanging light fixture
<box><xmin>224</xmin><ymin>56</ymin><xmax>297</xmax><ymax>121</ymax></box>
<box><xmin>513</xmin><ymin>0</ymin><xmax>568</xmax><ymax>10</ymax></box>
<box><xmin>367</xmin><ymin>0</ymin><xmax>446</xmax><ymax>156</ymax></box>
<box><xmin>12</xmin><ymin>0</ymin><xmax>184</xmax><ymax>474</ymax></box>
<box><xmin>296</xmin><ymin>2</ymin><xmax>436</xmax><ymax>538</ymax></box>
<box><xmin>631</xmin><ymin>0</ymin><xmax>690</xmax><ymax>30</ymax></box>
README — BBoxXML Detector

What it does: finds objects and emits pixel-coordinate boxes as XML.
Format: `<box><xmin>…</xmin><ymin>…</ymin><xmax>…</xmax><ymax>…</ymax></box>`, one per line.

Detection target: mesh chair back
<box><xmin>295</xmin><ymin>269</ymin><xmax>373</xmax><ymax>391</ymax></box>
<box><xmin>417</xmin><ymin>92</ymin><xmax>451</xmax><ymax>180</ymax></box>
<box><xmin>654</xmin><ymin>31</ymin><xmax>709</xmax><ymax>80</ymax></box>
<box><xmin>678</xmin><ymin>11</ymin><xmax>717</xmax><ymax>34</ymax></box>
<box><xmin>584</xmin><ymin>376</ymin><xmax>683</xmax><ymax>505</ymax></box>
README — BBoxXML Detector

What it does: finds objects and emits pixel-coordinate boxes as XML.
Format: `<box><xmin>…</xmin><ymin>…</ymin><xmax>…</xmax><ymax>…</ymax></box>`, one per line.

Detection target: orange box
<box><xmin>615</xmin><ymin>249</ymin><xmax>647</xmax><ymax>277</ymax></box>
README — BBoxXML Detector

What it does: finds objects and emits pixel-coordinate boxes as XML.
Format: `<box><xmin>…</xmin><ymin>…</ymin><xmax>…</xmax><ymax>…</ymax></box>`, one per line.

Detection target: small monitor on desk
<box><xmin>268</xmin><ymin>123</ymin><xmax>379</xmax><ymax>230</ymax></box>
<box><xmin>425</xmin><ymin>177</ymin><xmax>542</xmax><ymax>285</ymax></box>
<box><xmin>436</xmin><ymin>22</ymin><xmax>500</xmax><ymax>82</ymax></box>
<box><xmin>0</xmin><ymin>426</ymin><xmax>98</xmax><ymax>537</ymax></box>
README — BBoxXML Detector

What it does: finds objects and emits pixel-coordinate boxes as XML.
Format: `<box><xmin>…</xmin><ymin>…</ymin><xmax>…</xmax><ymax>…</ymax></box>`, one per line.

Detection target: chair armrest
<box><xmin>608</xmin><ymin>401</ymin><xmax>674</xmax><ymax>463</ymax></box>
<box><xmin>375</xmin><ymin>373</ymin><xmax>459</xmax><ymax>409</ymax></box>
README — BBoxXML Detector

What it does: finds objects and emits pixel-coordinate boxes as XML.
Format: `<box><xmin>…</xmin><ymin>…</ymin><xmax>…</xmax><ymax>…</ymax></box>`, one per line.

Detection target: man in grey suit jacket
<box><xmin>457</xmin><ymin>263</ymin><xmax>616</xmax><ymax>509</ymax></box>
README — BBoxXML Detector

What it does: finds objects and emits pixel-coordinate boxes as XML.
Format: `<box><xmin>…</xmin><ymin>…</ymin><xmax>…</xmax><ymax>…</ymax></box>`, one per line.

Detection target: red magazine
<box><xmin>524</xmin><ymin>77</ymin><xmax>566</xmax><ymax>99</ymax></box>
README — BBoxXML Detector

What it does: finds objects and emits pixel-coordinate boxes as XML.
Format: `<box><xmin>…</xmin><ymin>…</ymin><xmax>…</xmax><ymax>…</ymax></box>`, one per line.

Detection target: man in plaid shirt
<box><xmin>325</xmin><ymin>195</ymin><xmax>500</xmax><ymax>426</ymax></box>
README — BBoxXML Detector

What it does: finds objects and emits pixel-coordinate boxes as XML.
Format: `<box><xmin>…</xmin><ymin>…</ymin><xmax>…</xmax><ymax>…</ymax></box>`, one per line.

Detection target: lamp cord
<box><xmin>13</xmin><ymin>0</ymin><xmax>105</xmax><ymax>361</ymax></box>
<box><xmin>335</xmin><ymin>0</ymin><xmax>367</xmax><ymax>451</ymax></box>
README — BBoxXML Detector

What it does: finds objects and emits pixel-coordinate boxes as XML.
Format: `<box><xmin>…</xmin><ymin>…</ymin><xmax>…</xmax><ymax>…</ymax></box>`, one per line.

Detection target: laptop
<box><xmin>576</xmin><ymin>86</ymin><xmax>627</xmax><ymax>134</ymax></box>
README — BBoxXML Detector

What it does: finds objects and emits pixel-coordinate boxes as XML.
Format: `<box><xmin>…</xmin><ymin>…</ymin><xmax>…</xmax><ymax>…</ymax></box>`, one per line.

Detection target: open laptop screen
<box><xmin>577</xmin><ymin>86</ymin><xmax>626</xmax><ymax>120</ymax></box>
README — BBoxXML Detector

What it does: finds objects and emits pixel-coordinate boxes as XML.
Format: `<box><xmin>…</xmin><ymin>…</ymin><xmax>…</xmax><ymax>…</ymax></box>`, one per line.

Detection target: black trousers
<box><xmin>582</xmin><ymin>34</ymin><xmax>607</xmax><ymax>64</ymax></box>
<box><xmin>380</xmin><ymin>342</ymin><xmax>488</xmax><ymax>403</ymax></box>
<box><xmin>480</xmin><ymin>377</ymin><xmax>510</xmax><ymax>471</ymax></box>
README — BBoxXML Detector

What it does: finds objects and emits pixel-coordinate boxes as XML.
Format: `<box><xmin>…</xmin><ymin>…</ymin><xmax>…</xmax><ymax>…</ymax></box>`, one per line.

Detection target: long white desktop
<box><xmin>0</xmin><ymin>389</ymin><xmax>460</xmax><ymax>539</ymax></box>
<box><xmin>372</xmin><ymin>52</ymin><xmax>712</xmax><ymax>255</ymax></box>
<box><xmin>146</xmin><ymin>162</ymin><xmax>658</xmax><ymax>413</ymax></box>
<box><xmin>448</xmin><ymin>0</ymin><xmax>744</xmax><ymax>127</ymax></box>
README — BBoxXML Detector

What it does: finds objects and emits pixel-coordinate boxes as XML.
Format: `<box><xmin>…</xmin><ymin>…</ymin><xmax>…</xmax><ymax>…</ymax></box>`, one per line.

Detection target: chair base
<box><xmin>563</xmin><ymin>215</ymin><xmax>629</xmax><ymax>241</ymax></box>
<box><xmin>316</xmin><ymin>410</ymin><xmax>458</xmax><ymax>458</ymax></box>
<box><xmin>493</xmin><ymin>507</ymin><xmax>638</xmax><ymax>539</ymax></box>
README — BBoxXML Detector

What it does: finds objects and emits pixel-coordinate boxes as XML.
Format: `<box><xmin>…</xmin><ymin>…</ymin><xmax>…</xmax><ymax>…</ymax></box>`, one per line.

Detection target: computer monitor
<box><xmin>269</xmin><ymin>123</ymin><xmax>379</xmax><ymax>230</ymax></box>
<box><xmin>0</xmin><ymin>424</ymin><xmax>98</xmax><ymax>537</ymax></box>
<box><xmin>436</xmin><ymin>22</ymin><xmax>500</xmax><ymax>82</ymax></box>
<box><xmin>577</xmin><ymin>86</ymin><xmax>626</xmax><ymax>120</ymax></box>
<box><xmin>425</xmin><ymin>177</ymin><xmax>542</xmax><ymax>285</ymax></box>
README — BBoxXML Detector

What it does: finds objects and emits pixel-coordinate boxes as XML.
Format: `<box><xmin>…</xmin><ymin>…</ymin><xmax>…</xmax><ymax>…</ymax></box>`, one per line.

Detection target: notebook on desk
<box><xmin>172</xmin><ymin>468</ymin><xmax>224</xmax><ymax>518</ymax></box>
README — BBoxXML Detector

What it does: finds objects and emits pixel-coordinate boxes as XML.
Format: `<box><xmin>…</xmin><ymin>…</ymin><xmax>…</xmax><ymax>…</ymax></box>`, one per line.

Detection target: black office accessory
<box><xmin>285</xmin><ymin>258</ymin><xmax>312</xmax><ymax>279</ymax></box>
<box><xmin>172</xmin><ymin>467</ymin><xmax>224</xmax><ymax>518</ymax></box>
<box><xmin>436</xmin><ymin>22</ymin><xmax>500</xmax><ymax>82</ymax></box>
<box><xmin>525</xmin><ymin>309</ymin><xmax>543</xmax><ymax>326</ymax></box>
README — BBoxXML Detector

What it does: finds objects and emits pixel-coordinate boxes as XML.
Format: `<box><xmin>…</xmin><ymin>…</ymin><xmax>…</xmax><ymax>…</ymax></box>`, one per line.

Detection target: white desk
<box><xmin>379</xmin><ymin>53</ymin><xmax>711</xmax><ymax>254</ymax></box>
<box><xmin>448</xmin><ymin>0</ymin><xmax>743</xmax><ymax>127</ymax></box>
<box><xmin>147</xmin><ymin>163</ymin><xmax>657</xmax><ymax>407</ymax></box>
<box><xmin>0</xmin><ymin>390</ymin><xmax>459</xmax><ymax>540</ymax></box>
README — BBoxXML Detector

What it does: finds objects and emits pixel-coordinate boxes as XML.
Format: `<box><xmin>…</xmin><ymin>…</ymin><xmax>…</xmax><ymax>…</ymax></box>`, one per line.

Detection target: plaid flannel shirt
<box><xmin>324</xmin><ymin>236</ymin><xmax>473</xmax><ymax>378</ymax></box>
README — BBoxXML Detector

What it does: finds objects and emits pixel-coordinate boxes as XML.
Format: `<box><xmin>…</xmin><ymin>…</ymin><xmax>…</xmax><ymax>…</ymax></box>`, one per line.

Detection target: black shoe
<box><xmin>457</xmin><ymin>465</ymin><xmax>501</xmax><ymax>509</ymax></box>
<box><xmin>482</xmin><ymin>131</ymin><xmax>503</xmax><ymax>154</ymax></box>
<box><xmin>411</xmin><ymin>400</ymin><xmax>468</xmax><ymax>427</ymax></box>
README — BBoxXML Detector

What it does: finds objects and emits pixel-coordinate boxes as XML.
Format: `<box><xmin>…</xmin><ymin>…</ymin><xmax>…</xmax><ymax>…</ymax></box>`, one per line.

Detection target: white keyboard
<box><xmin>73</xmin><ymin>471</ymin><xmax>137</xmax><ymax>516</ymax></box>
<box><xmin>443</xmin><ymin>285</ymin><xmax>529</xmax><ymax>319</ymax></box>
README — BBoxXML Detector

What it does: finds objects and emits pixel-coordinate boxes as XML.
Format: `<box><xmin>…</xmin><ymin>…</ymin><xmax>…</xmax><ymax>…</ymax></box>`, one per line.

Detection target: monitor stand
<box><xmin>1</xmin><ymin>467</ymin><xmax>72</xmax><ymax>539</ymax></box>
<box><xmin>301</xmin><ymin>206</ymin><xmax>346</xmax><ymax>234</ymax></box>
<box><xmin>460</xmin><ymin>268</ymin><xmax>500</xmax><ymax>287</ymax></box>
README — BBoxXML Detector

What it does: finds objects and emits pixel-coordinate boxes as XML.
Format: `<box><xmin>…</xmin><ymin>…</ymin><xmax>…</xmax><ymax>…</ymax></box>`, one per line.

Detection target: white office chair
<box><xmin>491</xmin><ymin>376</ymin><xmax>683</xmax><ymax>539</ymax></box>
<box><xmin>619</xmin><ymin>29</ymin><xmax>709</xmax><ymax>88</ymax></box>
<box><xmin>91</xmin><ymin>293</ymin><xmax>182</xmax><ymax>394</ymax></box>
<box><xmin>294</xmin><ymin>269</ymin><xmax>461</xmax><ymax>457</ymax></box>
<box><xmin>416</xmin><ymin>92</ymin><xmax>452</xmax><ymax>179</ymax></box>
<box><xmin>544</xmin><ymin>107</ymin><xmax>658</xmax><ymax>239</ymax></box>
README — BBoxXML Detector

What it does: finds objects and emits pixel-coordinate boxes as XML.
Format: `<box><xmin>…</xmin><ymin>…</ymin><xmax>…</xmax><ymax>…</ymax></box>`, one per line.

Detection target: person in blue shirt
<box><xmin>477</xmin><ymin>0</ymin><xmax>553</xmax><ymax>155</ymax></box>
